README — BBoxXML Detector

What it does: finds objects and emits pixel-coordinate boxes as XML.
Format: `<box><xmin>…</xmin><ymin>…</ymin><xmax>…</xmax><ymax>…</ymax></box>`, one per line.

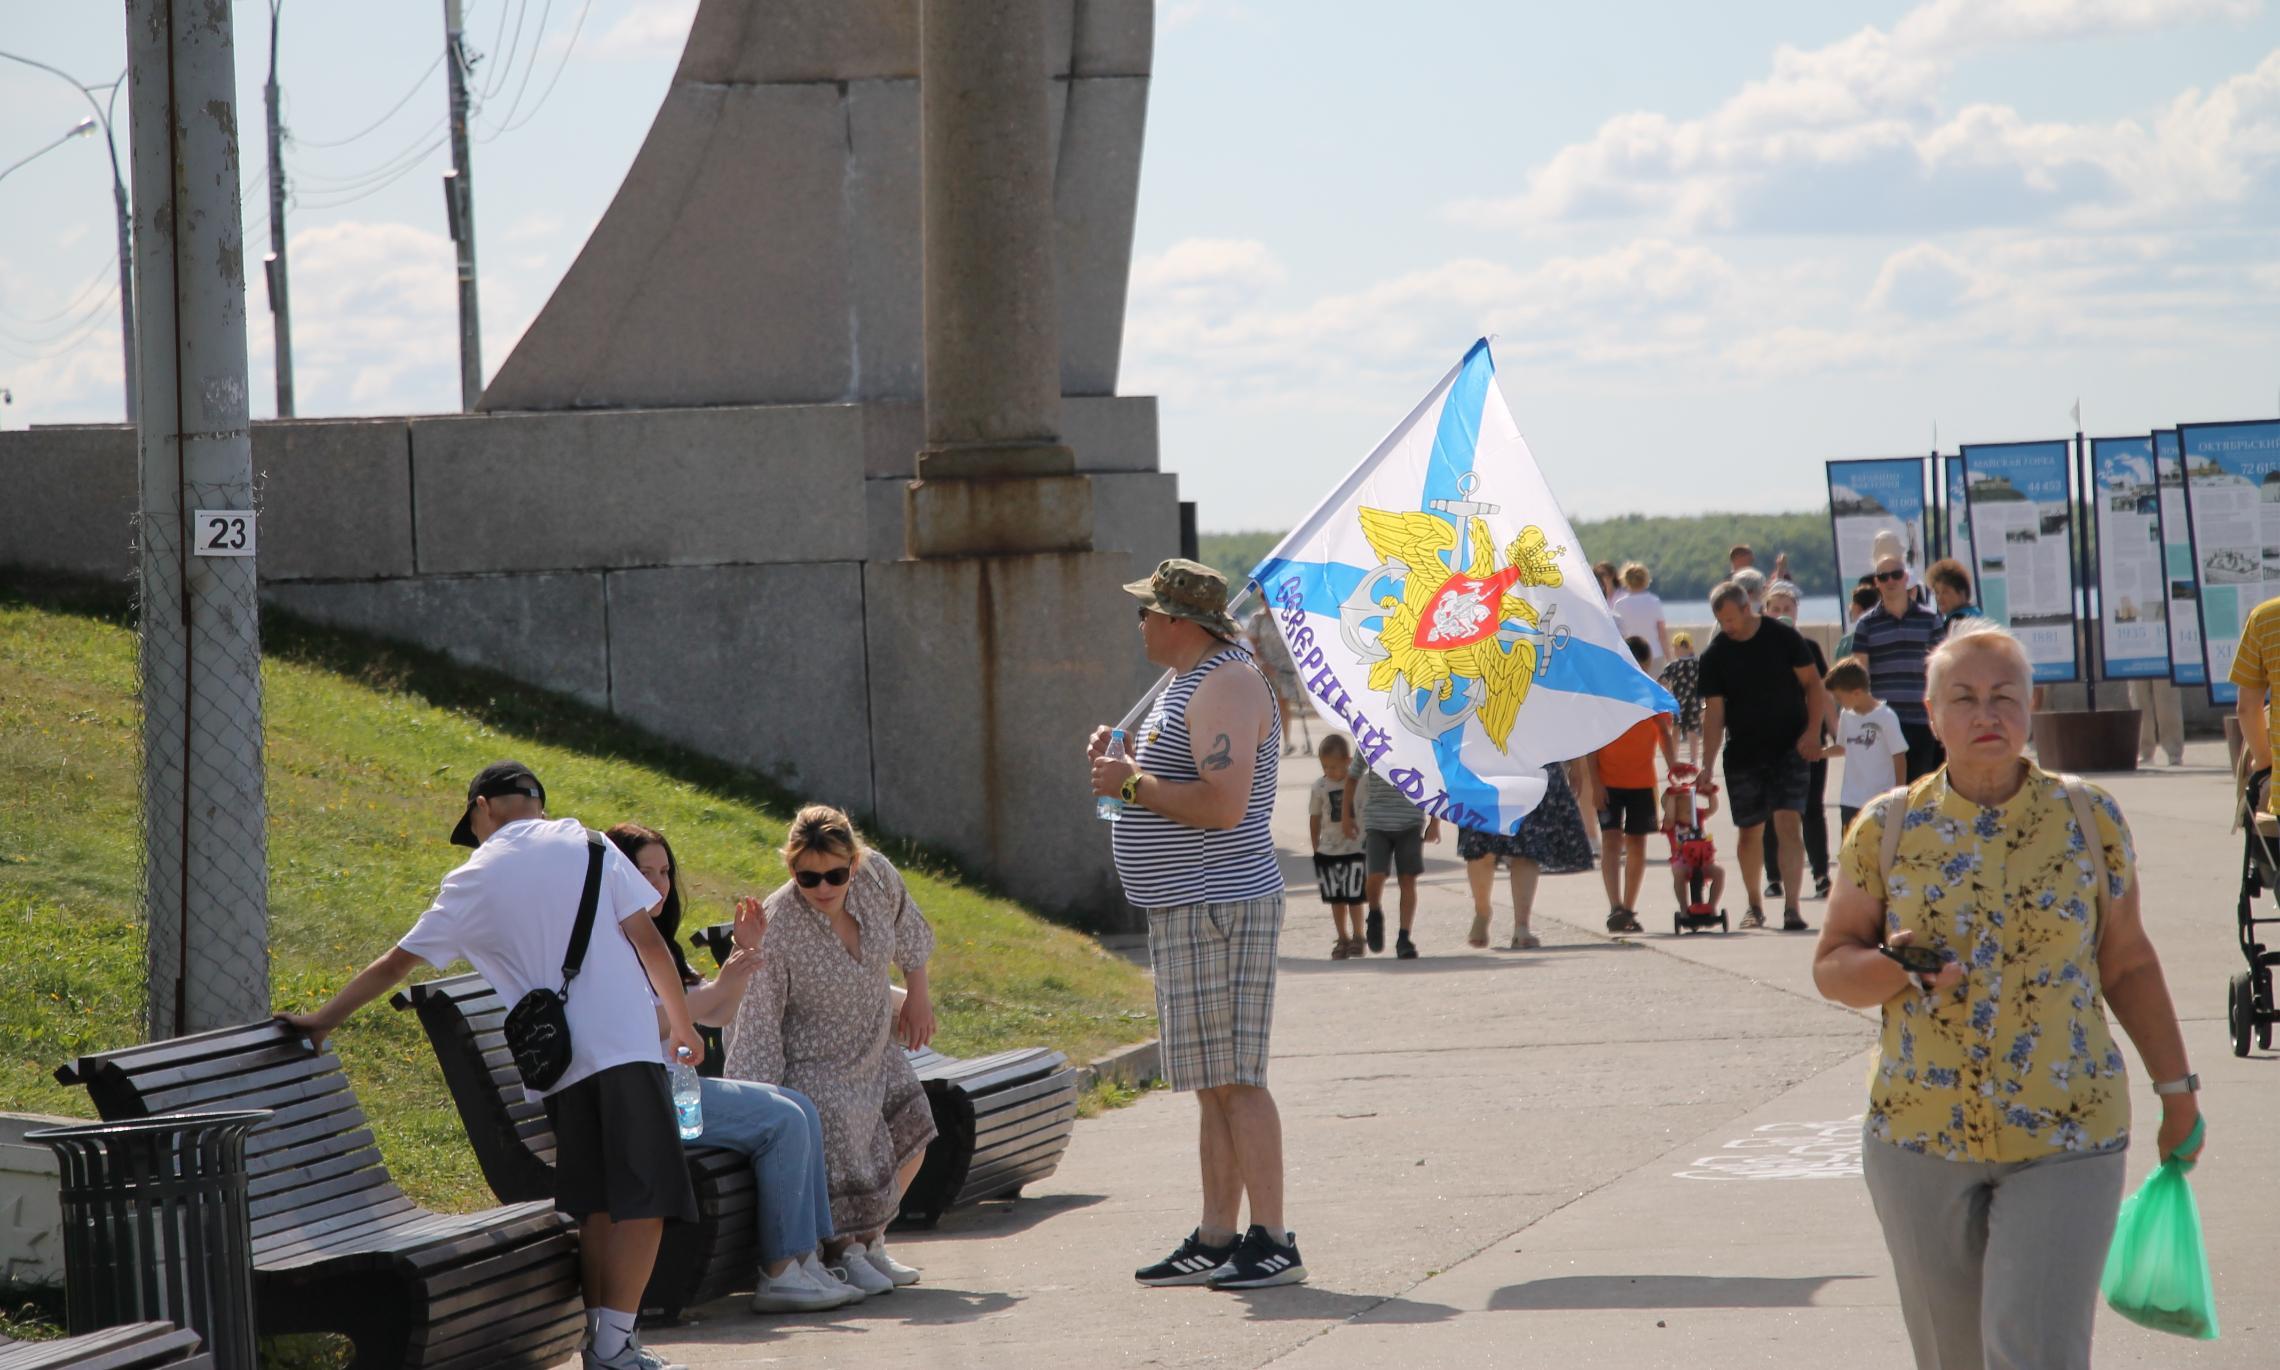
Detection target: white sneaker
<box><xmin>831</xmin><ymin>1245</ymin><xmax>896</xmax><ymax>1297</ymax></box>
<box><xmin>802</xmin><ymin>1251</ymin><xmax>866</xmax><ymax>1305</ymax></box>
<box><xmin>749</xmin><ymin>1261</ymin><xmax>851</xmax><ymax>1314</ymax></box>
<box><xmin>863</xmin><ymin>1237</ymin><xmax>921</xmax><ymax>1287</ymax></box>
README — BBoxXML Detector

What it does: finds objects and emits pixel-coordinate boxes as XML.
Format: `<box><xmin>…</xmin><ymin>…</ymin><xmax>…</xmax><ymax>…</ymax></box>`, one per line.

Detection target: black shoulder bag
<box><xmin>503</xmin><ymin>832</ymin><xmax>607</xmax><ymax>1091</ymax></box>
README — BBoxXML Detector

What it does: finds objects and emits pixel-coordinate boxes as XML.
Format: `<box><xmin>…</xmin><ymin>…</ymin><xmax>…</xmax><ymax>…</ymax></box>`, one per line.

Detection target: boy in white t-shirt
<box><xmin>1819</xmin><ymin>660</ymin><xmax>1909</xmax><ymax>837</ymax></box>
<box><xmin>282</xmin><ymin>761</ymin><xmax>702</xmax><ymax>1370</ymax></box>
<box><xmin>1308</xmin><ymin>735</ymin><xmax>1368</xmax><ymax>959</ymax></box>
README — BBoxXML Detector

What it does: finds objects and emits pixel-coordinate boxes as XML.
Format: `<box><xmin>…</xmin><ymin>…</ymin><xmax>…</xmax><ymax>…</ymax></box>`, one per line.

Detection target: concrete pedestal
<box><xmin>2032</xmin><ymin>709</ymin><xmax>2143</xmax><ymax>773</ymax></box>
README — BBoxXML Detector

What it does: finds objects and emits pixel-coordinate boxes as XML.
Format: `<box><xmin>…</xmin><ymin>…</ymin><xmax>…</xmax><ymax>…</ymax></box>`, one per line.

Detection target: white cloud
<box><xmin>1866</xmin><ymin>243</ymin><xmax>1984</xmax><ymax>315</ymax></box>
<box><xmin>591</xmin><ymin>0</ymin><xmax>696</xmax><ymax>60</ymax></box>
<box><xmin>1447</xmin><ymin>0</ymin><xmax>2274</xmax><ymax>236</ymax></box>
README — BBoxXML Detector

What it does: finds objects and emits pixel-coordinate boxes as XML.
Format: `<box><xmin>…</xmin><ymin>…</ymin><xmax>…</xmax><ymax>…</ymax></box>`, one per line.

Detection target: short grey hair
<box><xmin>1709</xmin><ymin>580</ymin><xmax>1749</xmax><ymax>613</ymax></box>
<box><xmin>1732</xmin><ymin>567</ymin><xmax>1767</xmax><ymax>604</ymax></box>
<box><xmin>1926</xmin><ymin>617</ymin><xmax>2032</xmax><ymax>697</ymax></box>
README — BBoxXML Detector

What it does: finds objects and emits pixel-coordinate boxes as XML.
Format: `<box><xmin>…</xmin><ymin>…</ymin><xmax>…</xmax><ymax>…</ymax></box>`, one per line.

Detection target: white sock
<box><xmin>592</xmin><ymin>1307</ymin><xmax>638</xmax><ymax>1358</ymax></box>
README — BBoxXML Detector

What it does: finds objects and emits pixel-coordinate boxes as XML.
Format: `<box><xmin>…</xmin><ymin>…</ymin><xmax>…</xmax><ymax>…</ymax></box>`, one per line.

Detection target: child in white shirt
<box><xmin>1820</xmin><ymin>658</ymin><xmax>1909</xmax><ymax>837</ymax></box>
<box><xmin>1309</xmin><ymin>735</ymin><xmax>1368</xmax><ymax>959</ymax></box>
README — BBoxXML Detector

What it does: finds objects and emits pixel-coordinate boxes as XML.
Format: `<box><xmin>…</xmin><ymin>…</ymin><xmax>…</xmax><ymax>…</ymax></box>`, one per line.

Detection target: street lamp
<box><xmin>0</xmin><ymin>117</ymin><xmax>96</xmax><ymax>184</ymax></box>
<box><xmin>0</xmin><ymin>52</ymin><xmax>140</xmax><ymax>424</ymax></box>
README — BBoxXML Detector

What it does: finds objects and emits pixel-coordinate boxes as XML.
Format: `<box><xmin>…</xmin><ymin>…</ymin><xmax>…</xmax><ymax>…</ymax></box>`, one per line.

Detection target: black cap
<box><xmin>450</xmin><ymin>760</ymin><xmax>546</xmax><ymax>847</ymax></box>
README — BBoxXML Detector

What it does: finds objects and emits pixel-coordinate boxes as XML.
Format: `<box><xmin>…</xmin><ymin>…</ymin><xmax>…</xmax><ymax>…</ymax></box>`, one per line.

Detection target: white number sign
<box><xmin>192</xmin><ymin>510</ymin><xmax>256</xmax><ymax>557</ymax></box>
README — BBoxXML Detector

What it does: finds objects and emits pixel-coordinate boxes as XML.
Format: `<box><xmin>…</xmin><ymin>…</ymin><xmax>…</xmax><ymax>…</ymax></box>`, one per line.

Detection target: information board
<box><xmin>2179</xmin><ymin>420</ymin><xmax>2280</xmax><ymax>706</ymax></box>
<box><xmin>1960</xmin><ymin>439</ymin><xmax>2080</xmax><ymax>683</ymax></box>
<box><xmin>2152</xmin><ymin>430</ymin><xmax>2204</xmax><ymax>687</ymax></box>
<box><xmin>2088</xmin><ymin>436</ymin><xmax>2170</xmax><ymax>679</ymax></box>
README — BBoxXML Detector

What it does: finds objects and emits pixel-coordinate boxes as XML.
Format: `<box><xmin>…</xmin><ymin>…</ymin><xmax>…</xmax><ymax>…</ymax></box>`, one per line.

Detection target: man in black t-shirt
<box><xmin>1697</xmin><ymin>581</ymin><xmax>1830</xmax><ymax>932</ymax></box>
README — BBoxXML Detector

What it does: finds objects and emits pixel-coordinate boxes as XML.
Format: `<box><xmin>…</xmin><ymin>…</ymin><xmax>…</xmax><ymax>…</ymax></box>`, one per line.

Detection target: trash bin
<box><xmin>28</xmin><ymin>1109</ymin><xmax>271</xmax><ymax>1370</ymax></box>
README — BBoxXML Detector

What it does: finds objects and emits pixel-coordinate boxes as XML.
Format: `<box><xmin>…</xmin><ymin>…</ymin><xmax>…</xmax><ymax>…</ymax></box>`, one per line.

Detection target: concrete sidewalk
<box><xmin>630</xmin><ymin>740</ymin><xmax>2273</xmax><ymax>1368</ymax></box>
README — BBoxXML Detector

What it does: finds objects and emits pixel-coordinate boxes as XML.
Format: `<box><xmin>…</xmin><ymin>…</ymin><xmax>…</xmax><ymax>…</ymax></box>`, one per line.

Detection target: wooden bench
<box><xmin>55</xmin><ymin>1022</ymin><xmax>584</xmax><ymax>1370</ymax></box>
<box><xmin>685</xmin><ymin>924</ymin><xmax>1081</xmax><ymax>1229</ymax></box>
<box><xmin>0</xmin><ymin>1324</ymin><xmax>211</xmax><ymax>1370</ymax></box>
<box><xmin>389</xmin><ymin>975</ymin><xmax>756</xmax><ymax>1321</ymax></box>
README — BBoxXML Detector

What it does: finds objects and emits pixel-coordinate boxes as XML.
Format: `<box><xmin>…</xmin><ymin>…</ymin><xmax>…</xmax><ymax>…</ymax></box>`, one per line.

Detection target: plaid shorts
<box><xmin>1144</xmin><ymin>895</ymin><xmax>1284</xmax><ymax>1092</ymax></box>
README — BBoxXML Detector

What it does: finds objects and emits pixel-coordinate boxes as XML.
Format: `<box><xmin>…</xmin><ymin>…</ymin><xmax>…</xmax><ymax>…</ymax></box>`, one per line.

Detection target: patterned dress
<box><xmin>1457</xmin><ymin>762</ymin><xmax>1594</xmax><ymax>874</ymax></box>
<box><xmin>1842</xmin><ymin>766</ymin><xmax>2135</xmax><ymax>1162</ymax></box>
<box><xmin>725</xmin><ymin>853</ymin><xmax>938</xmax><ymax>1234</ymax></box>
<box><xmin>1658</xmin><ymin>655</ymin><xmax>1702</xmax><ymax>734</ymax></box>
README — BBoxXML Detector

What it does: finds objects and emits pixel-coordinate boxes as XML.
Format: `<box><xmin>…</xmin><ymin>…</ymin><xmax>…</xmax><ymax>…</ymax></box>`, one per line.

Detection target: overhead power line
<box><xmin>290</xmin><ymin>50</ymin><xmax>444</xmax><ymax>148</ymax></box>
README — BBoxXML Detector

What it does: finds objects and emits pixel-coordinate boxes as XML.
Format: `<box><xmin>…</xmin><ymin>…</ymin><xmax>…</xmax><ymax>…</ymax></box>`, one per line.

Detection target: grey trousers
<box><xmin>1862</xmin><ymin>1135</ymin><xmax>2126</xmax><ymax>1370</ymax></box>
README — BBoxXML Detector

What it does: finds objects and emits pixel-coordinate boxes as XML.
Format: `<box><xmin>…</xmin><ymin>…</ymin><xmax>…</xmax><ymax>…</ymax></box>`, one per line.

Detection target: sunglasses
<box><xmin>794</xmin><ymin>866</ymin><xmax>852</xmax><ymax>889</ymax></box>
<box><xmin>1874</xmin><ymin>569</ymin><xmax>1907</xmax><ymax>583</ymax></box>
<box><xmin>1136</xmin><ymin>605</ymin><xmax>1157</xmax><ymax>624</ymax></box>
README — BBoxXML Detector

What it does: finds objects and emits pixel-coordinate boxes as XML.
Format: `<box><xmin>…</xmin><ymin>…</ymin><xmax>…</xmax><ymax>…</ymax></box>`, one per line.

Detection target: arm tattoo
<box><xmin>1201</xmin><ymin>733</ymin><xmax>1234</xmax><ymax>772</ymax></box>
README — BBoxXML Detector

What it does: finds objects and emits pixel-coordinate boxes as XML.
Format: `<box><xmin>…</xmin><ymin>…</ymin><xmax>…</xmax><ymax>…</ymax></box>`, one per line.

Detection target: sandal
<box><xmin>1331</xmin><ymin>938</ymin><xmax>1352</xmax><ymax>960</ymax></box>
<box><xmin>1467</xmin><ymin>913</ymin><xmax>1491</xmax><ymax>948</ymax></box>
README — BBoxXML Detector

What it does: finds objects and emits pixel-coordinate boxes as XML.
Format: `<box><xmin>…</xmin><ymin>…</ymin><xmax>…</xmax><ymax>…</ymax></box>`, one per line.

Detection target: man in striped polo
<box><xmin>1090</xmin><ymin>558</ymin><xmax>1306</xmax><ymax>1290</ymax></box>
<box><xmin>1851</xmin><ymin>552</ymin><xmax>1947</xmax><ymax>779</ymax></box>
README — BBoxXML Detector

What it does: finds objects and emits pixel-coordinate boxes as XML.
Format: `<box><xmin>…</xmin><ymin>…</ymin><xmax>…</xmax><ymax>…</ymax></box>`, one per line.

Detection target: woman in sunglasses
<box><xmin>724</xmin><ymin>804</ymin><xmax>939</xmax><ymax>1296</ymax></box>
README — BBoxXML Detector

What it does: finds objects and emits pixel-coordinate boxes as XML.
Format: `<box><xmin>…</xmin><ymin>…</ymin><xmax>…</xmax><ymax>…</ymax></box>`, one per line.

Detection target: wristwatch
<box><xmin>1120</xmin><ymin>771</ymin><xmax>1144</xmax><ymax>805</ymax></box>
<box><xmin>2152</xmin><ymin>1074</ymin><xmax>2200</xmax><ymax>1096</ymax></box>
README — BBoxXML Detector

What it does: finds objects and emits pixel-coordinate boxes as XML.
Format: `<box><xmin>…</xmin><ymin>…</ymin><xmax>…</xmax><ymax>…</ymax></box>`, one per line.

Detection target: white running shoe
<box><xmin>749</xmin><ymin>1261</ymin><xmax>851</xmax><ymax>1314</ymax></box>
<box><xmin>863</xmin><ymin>1237</ymin><xmax>922</xmax><ymax>1287</ymax></box>
<box><xmin>802</xmin><ymin>1252</ymin><xmax>866</xmax><ymax>1305</ymax></box>
<box><xmin>831</xmin><ymin>1246</ymin><xmax>897</xmax><ymax>1298</ymax></box>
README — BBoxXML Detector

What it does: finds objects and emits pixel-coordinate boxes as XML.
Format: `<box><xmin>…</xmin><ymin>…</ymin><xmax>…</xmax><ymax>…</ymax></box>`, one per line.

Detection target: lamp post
<box><xmin>0</xmin><ymin>53</ymin><xmax>140</xmax><ymax>423</ymax></box>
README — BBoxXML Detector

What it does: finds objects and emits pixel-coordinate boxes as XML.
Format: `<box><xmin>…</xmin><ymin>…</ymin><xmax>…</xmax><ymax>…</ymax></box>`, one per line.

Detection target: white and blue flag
<box><xmin>1251</xmin><ymin>338</ymin><xmax>1677</xmax><ymax>834</ymax></box>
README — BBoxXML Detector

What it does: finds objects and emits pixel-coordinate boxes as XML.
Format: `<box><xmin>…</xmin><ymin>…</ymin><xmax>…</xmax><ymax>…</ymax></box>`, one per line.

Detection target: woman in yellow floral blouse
<box><xmin>1813</xmin><ymin>620</ymin><xmax>2201</xmax><ymax>1370</ymax></box>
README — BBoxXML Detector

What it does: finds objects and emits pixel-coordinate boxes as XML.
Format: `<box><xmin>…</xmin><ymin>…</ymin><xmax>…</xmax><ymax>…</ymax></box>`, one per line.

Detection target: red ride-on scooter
<box><xmin>1664</xmin><ymin>764</ymin><xmax>1728</xmax><ymax>935</ymax></box>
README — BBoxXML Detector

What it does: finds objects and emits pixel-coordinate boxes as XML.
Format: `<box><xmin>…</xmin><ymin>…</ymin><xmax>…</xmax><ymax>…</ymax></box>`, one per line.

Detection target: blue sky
<box><xmin>6</xmin><ymin>1</ymin><xmax>2279</xmax><ymax>529</ymax></box>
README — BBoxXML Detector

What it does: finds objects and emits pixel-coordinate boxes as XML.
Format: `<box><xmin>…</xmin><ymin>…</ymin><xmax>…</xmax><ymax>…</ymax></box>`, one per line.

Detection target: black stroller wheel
<box><xmin>2230</xmin><ymin>972</ymin><xmax>2254</xmax><ymax>1057</ymax></box>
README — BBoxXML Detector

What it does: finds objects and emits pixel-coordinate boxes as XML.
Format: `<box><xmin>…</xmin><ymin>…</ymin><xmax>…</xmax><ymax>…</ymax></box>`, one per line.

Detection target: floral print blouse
<box><xmin>1841</xmin><ymin>765</ymin><xmax>2136</xmax><ymax>1163</ymax></box>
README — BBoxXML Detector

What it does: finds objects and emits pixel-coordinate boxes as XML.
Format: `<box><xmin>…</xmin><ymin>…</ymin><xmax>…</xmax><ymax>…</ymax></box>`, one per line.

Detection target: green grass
<box><xmin>0</xmin><ymin>577</ymin><xmax>1155</xmax><ymax>1212</ymax></box>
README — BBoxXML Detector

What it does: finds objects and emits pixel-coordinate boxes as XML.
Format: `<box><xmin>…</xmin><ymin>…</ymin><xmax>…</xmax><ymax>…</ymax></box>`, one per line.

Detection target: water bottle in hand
<box><xmin>1096</xmin><ymin>728</ymin><xmax>1129</xmax><ymax>822</ymax></box>
<box><xmin>669</xmin><ymin>1047</ymin><xmax>703</xmax><ymax>1140</ymax></box>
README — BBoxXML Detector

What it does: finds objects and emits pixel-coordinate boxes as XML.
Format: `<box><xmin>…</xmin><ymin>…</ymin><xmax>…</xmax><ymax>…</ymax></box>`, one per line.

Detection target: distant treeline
<box><xmin>1199</xmin><ymin>510</ymin><xmax>1837</xmax><ymax>605</ymax></box>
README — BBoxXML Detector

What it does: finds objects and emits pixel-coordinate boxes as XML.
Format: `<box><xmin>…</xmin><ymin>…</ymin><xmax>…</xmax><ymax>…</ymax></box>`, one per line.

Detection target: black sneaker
<box><xmin>1395</xmin><ymin>931</ymin><xmax>1418</xmax><ymax>960</ymax></box>
<box><xmin>1764</xmin><ymin>879</ymin><xmax>1784</xmax><ymax>898</ymax></box>
<box><xmin>1813</xmin><ymin>875</ymin><xmax>1832</xmax><ymax>900</ymax></box>
<box><xmin>1365</xmin><ymin>909</ymin><xmax>1385</xmax><ymax>954</ymax></box>
<box><xmin>1607</xmin><ymin>908</ymin><xmax>1644</xmax><ymax>934</ymax></box>
<box><xmin>1781</xmin><ymin>910</ymin><xmax>1811</xmax><ymax>933</ymax></box>
<box><xmin>1136</xmin><ymin>1229</ymin><xmax>1237</xmax><ymax>1287</ymax></box>
<box><xmin>1207</xmin><ymin>1226</ymin><xmax>1307</xmax><ymax>1290</ymax></box>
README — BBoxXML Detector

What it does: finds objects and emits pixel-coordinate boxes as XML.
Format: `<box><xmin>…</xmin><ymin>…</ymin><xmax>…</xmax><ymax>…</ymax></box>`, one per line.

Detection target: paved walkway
<box><xmin>632</xmin><ymin>740</ymin><xmax>2271</xmax><ymax>1367</ymax></box>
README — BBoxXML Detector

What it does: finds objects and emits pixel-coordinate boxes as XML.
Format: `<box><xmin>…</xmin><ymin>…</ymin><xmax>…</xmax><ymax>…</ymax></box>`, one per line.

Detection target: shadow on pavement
<box><xmin>668</xmin><ymin>1286</ymin><xmax>1025</xmax><ymax>1341</ymax></box>
<box><xmin>1221</xmin><ymin>1286</ymin><xmax>1460</xmax><ymax>1324</ymax></box>
<box><xmin>1276</xmin><ymin>955</ymin><xmax>1545</xmax><ymax>976</ymax></box>
<box><xmin>905</xmin><ymin>1192</ymin><xmax>1108</xmax><ymax>1241</ymax></box>
<box><xmin>1488</xmin><ymin>1273</ymin><xmax>1870</xmax><ymax>1310</ymax></box>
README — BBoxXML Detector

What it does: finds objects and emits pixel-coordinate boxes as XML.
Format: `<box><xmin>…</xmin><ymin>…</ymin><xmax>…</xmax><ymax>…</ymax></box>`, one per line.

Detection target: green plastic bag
<box><xmin>2100</xmin><ymin>1119</ymin><xmax>2217</xmax><ymax>1340</ymax></box>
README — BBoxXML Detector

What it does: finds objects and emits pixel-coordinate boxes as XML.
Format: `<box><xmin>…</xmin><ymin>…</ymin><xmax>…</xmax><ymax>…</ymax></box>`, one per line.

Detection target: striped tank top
<box><xmin>1112</xmin><ymin>647</ymin><xmax>1284</xmax><ymax>909</ymax></box>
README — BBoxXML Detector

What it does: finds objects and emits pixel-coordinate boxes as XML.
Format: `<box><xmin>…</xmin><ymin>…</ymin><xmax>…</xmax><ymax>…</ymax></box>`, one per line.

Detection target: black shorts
<box><xmin>544</xmin><ymin>1062</ymin><xmax>699</xmax><ymax>1222</ymax></box>
<box><xmin>1314</xmin><ymin>851</ymin><xmax>1366</xmax><ymax>904</ymax></box>
<box><xmin>1596</xmin><ymin>787</ymin><xmax>1658</xmax><ymax>837</ymax></box>
<box><xmin>1364</xmin><ymin>827</ymin><xmax>1425</xmax><ymax>877</ymax></box>
<box><xmin>1722</xmin><ymin>751</ymin><xmax>1810</xmax><ymax>830</ymax></box>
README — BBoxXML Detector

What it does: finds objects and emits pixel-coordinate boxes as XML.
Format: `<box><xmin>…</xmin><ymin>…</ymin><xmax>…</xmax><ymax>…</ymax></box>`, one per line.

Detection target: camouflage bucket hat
<box><xmin>1124</xmin><ymin>558</ymin><xmax>1242</xmax><ymax>639</ymax></box>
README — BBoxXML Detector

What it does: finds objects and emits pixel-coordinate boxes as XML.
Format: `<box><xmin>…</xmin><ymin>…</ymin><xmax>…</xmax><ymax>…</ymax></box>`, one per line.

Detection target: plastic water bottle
<box><xmin>1096</xmin><ymin>728</ymin><xmax>1129</xmax><ymax>822</ymax></box>
<box><xmin>669</xmin><ymin>1047</ymin><xmax>703</xmax><ymax>1141</ymax></box>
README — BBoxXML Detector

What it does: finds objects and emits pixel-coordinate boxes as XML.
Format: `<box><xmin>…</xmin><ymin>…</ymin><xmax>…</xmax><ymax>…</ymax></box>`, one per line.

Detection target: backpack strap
<box><xmin>1876</xmin><ymin>781</ymin><xmax>1915</xmax><ymax>894</ymax></box>
<box><xmin>2054</xmin><ymin>773</ymin><xmax>2112</xmax><ymax>952</ymax></box>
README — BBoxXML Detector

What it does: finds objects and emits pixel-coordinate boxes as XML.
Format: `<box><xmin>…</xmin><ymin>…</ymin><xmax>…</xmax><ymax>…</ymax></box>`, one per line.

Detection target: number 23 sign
<box><xmin>192</xmin><ymin>510</ymin><xmax>256</xmax><ymax>557</ymax></box>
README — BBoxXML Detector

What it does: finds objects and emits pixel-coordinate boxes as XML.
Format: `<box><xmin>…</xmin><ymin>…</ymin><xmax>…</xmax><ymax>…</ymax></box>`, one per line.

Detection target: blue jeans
<box><xmin>695</xmin><ymin>1077</ymin><xmax>836</xmax><ymax>1264</ymax></box>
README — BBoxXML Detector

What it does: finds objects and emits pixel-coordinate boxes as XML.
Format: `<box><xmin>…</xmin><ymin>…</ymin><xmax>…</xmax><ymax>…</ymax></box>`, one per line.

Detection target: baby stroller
<box><xmin>1664</xmin><ymin>764</ymin><xmax>1727</xmax><ymax>935</ymax></box>
<box><xmin>2231</xmin><ymin>756</ymin><xmax>2280</xmax><ymax>1055</ymax></box>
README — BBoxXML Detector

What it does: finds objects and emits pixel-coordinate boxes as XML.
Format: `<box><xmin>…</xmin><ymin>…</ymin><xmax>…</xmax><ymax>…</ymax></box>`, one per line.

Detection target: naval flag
<box><xmin>1251</xmin><ymin>339</ymin><xmax>1678</xmax><ymax>834</ymax></box>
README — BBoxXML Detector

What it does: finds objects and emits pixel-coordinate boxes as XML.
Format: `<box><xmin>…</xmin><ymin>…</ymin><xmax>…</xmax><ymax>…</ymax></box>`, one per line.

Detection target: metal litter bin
<box><xmin>28</xmin><ymin>1109</ymin><xmax>270</xmax><ymax>1370</ymax></box>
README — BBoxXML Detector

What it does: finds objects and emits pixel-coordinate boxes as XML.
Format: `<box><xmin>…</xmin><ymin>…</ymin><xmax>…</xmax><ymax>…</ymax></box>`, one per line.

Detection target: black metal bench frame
<box><xmin>0</xmin><ymin>1323</ymin><xmax>212</xmax><ymax>1370</ymax></box>
<box><xmin>55</xmin><ymin>1022</ymin><xmax>584</xmax><ymax>1370</ymax></box>
<box><xmin>388</xmin><ymin>975</ymin><xmax>756</xmax><ymax>1321</ymax></box>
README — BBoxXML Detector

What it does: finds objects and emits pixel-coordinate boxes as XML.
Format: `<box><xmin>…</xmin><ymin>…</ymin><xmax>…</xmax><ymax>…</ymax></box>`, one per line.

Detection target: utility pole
<box><xmin>263</xmin><ymin>0</ymin><xmax>294</xmax><ymax>417</ymax></box>
<box><xmin>442</xmin><ymin>0</ymin><xmax>482</xmax><ymax>410</ymax></box>
<box><xmin>125</xmin><ymin>0</ymin><xmax>270</xmax><ymax>1036</ymax></box>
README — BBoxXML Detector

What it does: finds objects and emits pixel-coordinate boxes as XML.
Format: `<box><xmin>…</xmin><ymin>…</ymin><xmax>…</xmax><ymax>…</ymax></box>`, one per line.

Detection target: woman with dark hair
<box><xmin>604</xmin><ymin>823</ymin><xmax>863</xmax><ymax>1314</ymax></box>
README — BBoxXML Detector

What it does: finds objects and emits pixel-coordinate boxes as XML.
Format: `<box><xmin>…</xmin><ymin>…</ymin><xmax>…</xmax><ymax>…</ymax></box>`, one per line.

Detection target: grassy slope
<box><xmin>0</xmin><ymin>583</ymin><xmax>1154</xmax><ymax>1211</ymax></box>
